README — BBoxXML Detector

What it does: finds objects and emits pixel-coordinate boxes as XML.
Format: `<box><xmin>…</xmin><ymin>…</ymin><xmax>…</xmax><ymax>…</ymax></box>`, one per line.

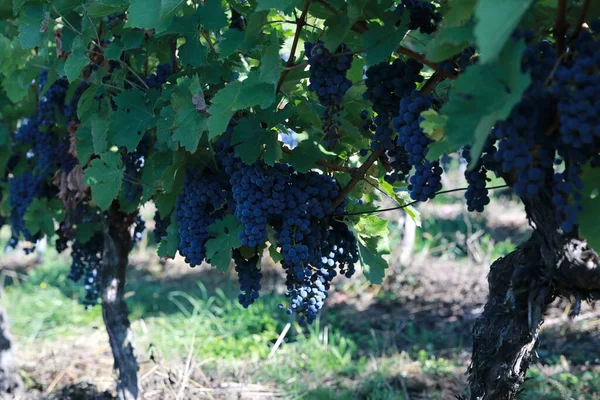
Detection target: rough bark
<box><xmin>102</xmin><ymin>208</ymin><xmax>139</xmax><ymax>400</ymax></box>
<box><xmin>0</xmin><ymin>304</ymin><xmax>22</xmax><ymax>395</ymax></box>
<box><xmin>468</xmin><ymin>187</ymin><xmax>600</xmax><ymax>399</ymax></box>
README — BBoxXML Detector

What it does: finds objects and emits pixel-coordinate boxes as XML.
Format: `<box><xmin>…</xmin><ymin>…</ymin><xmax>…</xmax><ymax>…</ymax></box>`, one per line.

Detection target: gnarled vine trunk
<box><xmin>0</xmin><ymin>304</ymin><xmax>22</xmax><ymax>395</ymax></box>
<box><xmin>102</xmin><ymin>208</ymin><xmax>139</xmax><ymax>400</ymax></box>
<box><xmin>468</xmin><ymin>187</ymin><xmax>600</xmax><ymax>399</ymax></box>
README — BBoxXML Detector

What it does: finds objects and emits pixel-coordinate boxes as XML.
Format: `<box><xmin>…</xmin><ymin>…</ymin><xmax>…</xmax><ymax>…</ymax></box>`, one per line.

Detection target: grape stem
<box><xmin>276</xmin><ymin>0</ymin><xmax>310</xmax><ymax>93</ymax></box>
<box><xmin>340</xmin><ymin>184</ymin><xmax>509</xmax><ymax>216</ymax></box>
<box><xmin>555</xmin><ymin>0</ymin><xmax>568</xmax><ymax>55</ymax></box>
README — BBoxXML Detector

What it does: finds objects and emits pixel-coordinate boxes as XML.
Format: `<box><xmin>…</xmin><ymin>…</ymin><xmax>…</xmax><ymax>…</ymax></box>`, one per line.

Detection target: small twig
<box><xmin>202</xmin><ymin>31</ymin><xmax>215</xmax><ymax>53</ymax></box>
<box><xmin>276</xmin><ymin>0</ymin><xmax>310</xmax><ymax>93</ymax></box>
<box><xmin>118</xmin><ymin>60</ymin><xmax>150</xmax><ymax>90</ymax></box>
<box><xmin>555</xmin><ymin>0</ymin><xmax>568</xmax><ymax>54</ymax></box>
<box><xmin>49</xmin><ymin>3</ymin><xmax>83</xmax><ymax>35</ymax></box>
<box><xmin>396</xmin><ymin>45</ymin><xmax>457</xmax><ymax>79</ymax></box>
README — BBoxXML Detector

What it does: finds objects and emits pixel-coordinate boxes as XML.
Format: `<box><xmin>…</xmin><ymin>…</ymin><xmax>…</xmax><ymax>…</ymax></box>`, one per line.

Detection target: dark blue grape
<box><xmin>395</xmin><ymin>0</ymin><xmax>442</xmax><ymax>34</ymax></box>
<box><xmin>305</xmin><ymin>41</ymin><xmax>354</xmax><ymax>149</ymax></box>
<box><xmin>69</xmin><ymin>233</ymin><xmax>104</xmax><ymax>308</ymax></box>
<box><xmin>393</xmin><ymin>90</ymin><xmax>434</xmax><ymax>166</ymax></box>
<box><xmin>408</xmin><ymin>160</ymin><xmax>443</xmax><ymax>201</ymax></box>
<box><xmin>233</xmin><ymin>251</ymin><xmax>262</xmax><ymax>308</ymax></box>
<box><xmin>144</xmin><ymin>64</ymin><xmax>173</xmax><ymax>89</ymax></box>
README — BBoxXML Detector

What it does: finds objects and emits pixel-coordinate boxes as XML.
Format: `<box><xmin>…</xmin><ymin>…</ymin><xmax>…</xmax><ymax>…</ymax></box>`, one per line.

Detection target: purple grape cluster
<box><xmin>233</xmin><ymin>251</ymin><xmax>262</xmax><ymax>308</ymax></box>
<box><xmin>69</xmin><ymin>233</ymin><xmax>104</xmax><ymax>308</ymax></box>
<box><xmin>408</xmin><ymin>161</ymin><xmax>443</xmax><ymax>201</ymax></box>
<box><xmin>395</xmin><ymin>0</ymin><xmax>442</xmax><ymax>34</ymax></box>
<box><xmin>305</xmin><ymin>41</ymin><xmax>353</xmax><ymax>149</ymax></box>
<box><xmin>175</xmin><ymin>139</ymin><xmax>359</xmax><ymax>324</ymax></box>
<box><xmin>144</xmin><ymin>64</ymin><xmax>173</xmax><ymax>89</ymax></box>
<box><xmin>393</xmin><ymin>90</ymin><xmax>434</xmax><ymax>166</ymax></box>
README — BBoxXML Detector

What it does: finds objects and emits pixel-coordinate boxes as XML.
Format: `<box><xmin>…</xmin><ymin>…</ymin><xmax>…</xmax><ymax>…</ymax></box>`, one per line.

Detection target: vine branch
<box><xmin>276</xmin><ymin>0</ymin><xmax>310</xmax><ymax>93</ymax></box>
<box><xmin>570</xmin><ymin>0</ymin><xmax>591</xmax><ymax>40</ymax></box>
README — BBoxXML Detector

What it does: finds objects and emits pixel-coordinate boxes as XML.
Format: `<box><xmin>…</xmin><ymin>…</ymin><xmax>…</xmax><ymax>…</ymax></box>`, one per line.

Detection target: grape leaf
<box><xmin>83</xmin><ymin>151</ymin><xmax>124</xmax><ymax>210</ymax></box>
<box><xmin>443</xmin><ymin>0</ymin><xmax>477</xmax><ymax>27</ymax></box>
<box><xmin>363</xmin><ymin>17</ymin><xmax>408</xmax><ymax>66</ymax></box>
<box><xmin>107</xmin><ymin>89</ymin><xmax>157</xmax><ymax>151</ymax></box>
<box><xmin>86</xmin><ymin>0</ymin><xmax>129</xmax><ymax>18</ymax></box>
<box><xmin>231</xmin><ymin>118</ymin><xmax>281</xmax><ymax>165</ymax></box>
<box><xmin>65</xmin><ymin>37</ymin><xmax>90</xmax><ymax>82</ymax></box>
<box><xmin>126</xmin><ymin>0</ymin><xmax>161</xmax><ymax>29</ymax></box>
<box><xmin>17</xmin><ymin>6</ymin><xmax>45</xmax><ymax>49</ymax></box>
<box><xmin>579</xmin><ymin>165</ymin><xmax>600</xmax><ymax>252</ymax></box>
<box><xmin>438</xmin><ymin>40</ymin><xmax>530</xmax><ymax>161</ymax></box>
<box><xmin>75</xmin><ymin>125</ymin><xmax>95</xmax><ymax>165</ymax></box>
<box><xmin>357</xmin><ymin>238</ymin><xmax>389</xmax><ymax>284</ymax></box>
<box><xmin>256</xmin><ymin>0</ymin><xmax>301</xmax><ymax>14</ymax></box>
<box><xmin>157</xmin><ymin>222</ymin><xmax>179</xmax><ymax>258</ymax></box>
<box><xmin>474</xmin><ymin>0</ymin><xmax>533</xmax><ymax>64</ymax></box>
<box><xmin>77</xmin><ymin>84</ymin><xmax>101</xmax><ymax>120</ymax></box>
<box><xmin>197</xmin><ymin>0</ymin><xmax>227</xmax><ymax>31</ymax></box>
<box><xmin>420</xmin><ymin>109</ymin><xmax>447</xmax><ymax>141</ymax></box>
<box><xmin>426</xmin><ymin>22</ymin><xmax>474</xmax><ymax>63</ymax></box>
<box><xmin>205</xmin><ymin>215</ymin><xmax>243</xmax><ymax>272</ymax></box>
<box><xmin>24</xmin><ymin>198</ymin><xmax>62</xmax><ymax>237</ymax></box>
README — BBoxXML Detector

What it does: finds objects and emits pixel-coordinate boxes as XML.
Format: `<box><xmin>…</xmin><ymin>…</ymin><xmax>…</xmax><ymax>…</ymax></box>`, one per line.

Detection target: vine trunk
<box><xmin>0</xmin><ymin>304</ymin><xmax>22</xmax><ymax>395</ymax></box>
<box><xmin>468</xmin><ymin>186</ymin><xmax>600</xmax><ymax>399</ymax></box>
<box><xmin>102</xmin><ymin>208</ymin><xmax>139</xmax><ymax>400</ymax></box>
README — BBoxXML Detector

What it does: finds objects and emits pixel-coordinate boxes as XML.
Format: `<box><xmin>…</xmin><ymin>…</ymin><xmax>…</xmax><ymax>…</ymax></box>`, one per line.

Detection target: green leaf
<box><xmin>83</xmin><ymin>151</ymin><xmax>124</xmax><ymax>210</ymax></box>
<box><xmin>86</xmin><ymin>0</ymin><xmax>129</xmax><ymax>18</ymax></box>
<box><xmin>474</xmin><ymin>0</ymin><xmax>533</xmax><ymax>64</ymax></box>
<box><xmin>65</xmin><ymin>37</ymin><xmax>90</xmax><ymax>82</ymax></box>
<box><xmin>179</xmin><ymin>35</ymin><xmax>208</xmax><ymax>67</ymax></box>
<box><xmin>107</xmin><ymin>89</ymin><xmax>156</xmax><ymax>151</ymax></box>
<box><xmin>157</xmin><ymin>222</ymin><xmax>179</xmax><ymax>258</ymax></box>
<box><xmin>89</xmin><ymin>112</ymin><xmax>109</xmax><ymax>154</ymax></box>
<box><xmin>197</xmin><ymin>0</ymin><xmax>227</xmax><ymax>30</ymax></box>
<box><xmin>231</xmin><ymin>118</ymin><xmax>281</xmax><ymax>165</ymax></box>
<box><xmin>171</xmin><ymin>80</ymin><xmax>207</xmax><ymax>152</ymax></box>
<box><xmin>208</xmin><ymin>74</ymin><xmax>276</xmax><ymax>138</ymax></box>
<box><xmin>75</xmin><ymin>126</ymin><xmax>95</xmax><ymax>165</ymax></box>
<box><xmin>286</xmin><ymin>139</ymin><xmax>328</xmax><ymax>173</ymax></box>
<box><xmin>439</xmin><ymin>40</ymin><xmax>530</xmax><ymax>160</ymax></box>
<box><xmin>363</xmin><ymin>18</ymin><xmax>408</xmax><ymax>66</ymax></box>
<box><xmin>426</xmin><ymin>22</ymin><xmax>474</xmax><ymax>63</ymax></box>
<box><xmin>17</xmin><ymin>6</ymin><xmax>45</xmax><ymax>49</ymax></box>
<box><xmin>443</xmin><ymin>0</ymin><xmax>477</xmax><ymax>27</ymax></box>
<box><xmin>205</xmin><ymin>215</ymin><xmax>243</xmax><ymax>272</ymax></box>
<box><xmin>256</xmin><ymin>0</ymin><xmax>301</xmax><ymax>14</ymax></box>
<box><xmin>579</xmin><ymin>164</ymin><xmax>600</xmax><ymax>252</ymax></box>
<box><xmin>419</xmin><ymin>109</ymin><xmax>447</xmax><ymax>141</ymax></box>
<box><xmin>357</xmin><ymin>238</ymin><xmax>389</xmax><ymax>284</ymax></box>
<box><xmin>77</xmin><ymin>84</ymin><xmax>101</xmax><ymax>119</ymax></box>
<box><xmin>126</xmin><ymin>0</ymin><xmax>160</xmax><ymax>29</ymax></box>
<box><xmin>219</xmin><ymin>29</ymin><xmax>246</xmax><ymax>58</ymax></box>
<box><xmin>24</xmin><ymin>198</ymin><xmax>61</xmax><ymax>237</ymax></box>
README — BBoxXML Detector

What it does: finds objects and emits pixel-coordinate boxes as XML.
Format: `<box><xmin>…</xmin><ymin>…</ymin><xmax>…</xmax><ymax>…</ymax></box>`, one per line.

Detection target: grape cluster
<box><xmin>175</xmin><ymin>169</ymin><xmax>229</xmax><ymax>267</ymax></box>
<box><xmin>393</xmin><ymin>90</ymin><xmax>434</xmax><ymax>166</ymax></box>
<box><xmin>175</xmin><ymin>140</ymin><xmax>359</xmax><ymax>323</ymax></box>
<box><xmin>153</xmin><ymin>211</ymin><xmax>170</xmax><ymax>243</ymax></box>
<box><xmin>408</xmin><ymin>161</ymin><xmax>443</xmax><ymax>201</ymax></box>
<box><xmin>144</xmin><ymin>64</ymin><xmax>173</xmax><ymax>89</ymax></box>
<box><xmin>233</xmin><ymin>251</ymin><xmax>262</xmax><ymax>308</ymax></box>
<box><xmin>122</xmin><ymin>137</ymin><xmax>151</xmax><ymax>203</ymax></box>
<box><xmin>38</xmin><ymin>71</ymin><xmax>68</xmax><ymax>127</ymax></box>
<box><xmin>364</xmin><ymin>59</ymin><xmax>424</xmax><ymax>116</ymax></box>
<box><xmin>395</xmin><ymin>0</ymin><xmax>442</xmax><ymax>34</ymax></box>
<box><xmin>305</xmin><ymin>41</ymin><xmax>353</xmax><ymax>149</ymax></box>
<box><xmin>69</xmin><ymin>233</ymin><xmax>104</xmax><ymax>308</ymax></box>
<box><xmin>132</xmin><ymin>214</ymin><xmax>145</xmax><ymax>244</ymax></box>
<box><xmin>8</xmin><ymin>172</ymin><xmax>45</xmax><ymax>247</ymax></box>
<box><xmin>461</xmin><ymin>141</ymin><xmax>496</xmax><ymax>212</ymax></box>
<box><xmin>362</xmin><ymin>59</ymin><xmax>424</xmax><ymax>183</ymax></box>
